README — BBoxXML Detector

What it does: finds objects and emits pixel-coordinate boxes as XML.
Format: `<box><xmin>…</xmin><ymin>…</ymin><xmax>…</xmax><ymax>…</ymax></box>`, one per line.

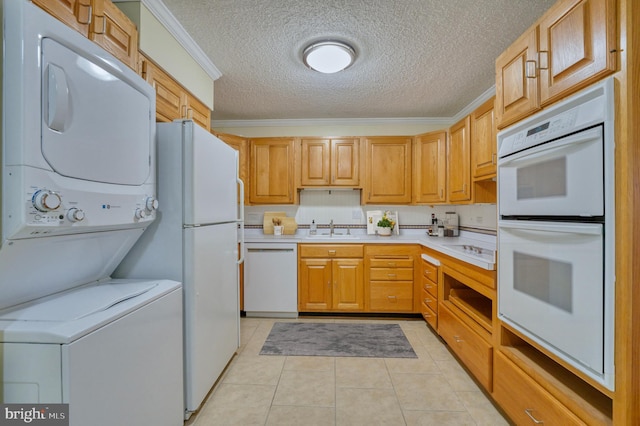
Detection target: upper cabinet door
<box><xmin>90</xmin><ymin>0</ymin><xmax>138</xmax><ymax>70</ymax></box>
<box><xmin>471</xmin><ymin>97</ymin><xmax>497</xmax><ymax>180</ymax></box>
<box><xmin>249</xmin><ymin>138</ymin><xmax>295</xmax><ymax>204</ymax></box>
<box><xmin>413</xmin><ymin>131</ymin><xmax>447</xmax><ymax>204</ymax></box>
<box><xmin>301</xmin><ymin>139</ymin><xmax>331</xmax><ymax>186</ymax></box>
<box><xmin>538</xmin><ymin>0</ymin><xmax>617</xmax><ymax>106</ymax></box>
<box><xmin>495</xmin><ymin>27</ymin><xmax>540</xmax><ymax>129</ymax></box>
<box><xmin>32</xmin><ymin>0</ymin><xmax>92</xmax><ymax>37</ymax></box>
<box><xmin>363</xmin><ymin>137</ymin><xmax>412</xmax><ymax>204</ymax></box>
<box><xmin>331</xmin><ymin>139</ymin><xmax>360</xmax><ymax>186</ymax></box>
<box><xmin>447</xmin><ymin>117</ymin><xmax>472</xmax><ymax>203</ymax></box>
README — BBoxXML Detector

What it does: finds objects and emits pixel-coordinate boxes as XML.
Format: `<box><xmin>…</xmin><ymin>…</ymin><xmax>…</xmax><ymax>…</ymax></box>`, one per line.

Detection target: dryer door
<box><xmin>40</xmin><ymin>37</ymin><xmax>152</xmax><ymax>185</ymax></box>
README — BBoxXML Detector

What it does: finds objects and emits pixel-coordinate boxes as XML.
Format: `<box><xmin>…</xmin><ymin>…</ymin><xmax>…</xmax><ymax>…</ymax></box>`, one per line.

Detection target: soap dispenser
<box><xmin>310</xmin><ymin>220</ymin><xmax>317</xmax><ymax>235</ymax></box>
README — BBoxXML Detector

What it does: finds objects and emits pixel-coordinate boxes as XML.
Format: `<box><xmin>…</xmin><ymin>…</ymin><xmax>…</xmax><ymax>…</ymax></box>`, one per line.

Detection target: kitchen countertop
<box><xmin>243</xmin><ymin>228</ymin><xmax>496</xmax><ymax>270</ymax></box>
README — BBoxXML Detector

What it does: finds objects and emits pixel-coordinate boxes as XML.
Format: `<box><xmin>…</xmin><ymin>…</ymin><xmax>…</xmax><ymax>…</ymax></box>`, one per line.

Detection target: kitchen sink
<box><xmin>306</xmin><ymin>233</ymin><xmax>359</xmax><ymax>239</ymax></box>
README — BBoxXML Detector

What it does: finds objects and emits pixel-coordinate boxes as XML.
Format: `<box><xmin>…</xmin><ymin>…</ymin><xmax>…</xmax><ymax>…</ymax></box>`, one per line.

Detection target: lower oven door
<box><xmin>498</xmin><ymin>220</ymin><xmax>604</xmax><ymax>375</ymax></box>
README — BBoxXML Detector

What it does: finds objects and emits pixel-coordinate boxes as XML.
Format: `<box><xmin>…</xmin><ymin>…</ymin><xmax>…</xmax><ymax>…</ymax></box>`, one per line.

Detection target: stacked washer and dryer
<box><xmin>0</xmin><ymin>1</ymin><xmax>183</xmax><ymax>425</ymax></box>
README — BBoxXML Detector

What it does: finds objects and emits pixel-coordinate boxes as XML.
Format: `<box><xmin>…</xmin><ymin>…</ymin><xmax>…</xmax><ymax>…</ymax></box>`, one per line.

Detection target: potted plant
<box><xmin>376</xmin><ymin>212</ymin><xmax>395</xmax><ymax>236</ymax></box>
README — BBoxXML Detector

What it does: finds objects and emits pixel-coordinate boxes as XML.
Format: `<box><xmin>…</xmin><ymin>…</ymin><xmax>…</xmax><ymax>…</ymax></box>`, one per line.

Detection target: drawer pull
<box><xmin>424</xmin><ymin>270</ymin><xmax>431</xmax><ymax>275</ymax></box>
<box><xmin>524</xmin><ymin>409</ymin><xmax>544</xmax><ymax>424</ymax></box>
<box><xmin>424</xmin><ymin>298</ymin><xmax>432</xmax><ymax>304</ymax></box>
<box><xmin>387</xmin><ymin>296</ymin><xmax>397</xmax><ymax>302</ymax></box>
<box><xmin>387</xmin><ymin>262</ymin><xmax>396</xmax><ymax>267</ymax></box>
<box><xmin>328</xmin><ymin>250</ymin><xmax>336</xmax><ymax>256</ymax></box>
<box><xmin>387</xmin><ymin>274</ymin><xmax>397</xmax><ymax>278</ymax></box>
<box><xmin>423</xmin><ymin>312</ymin><xmax>431</xmax><ymax>317</ymax></box>
<box><xmin>453</xmin><ymin>335</ymin><xmax>464</xmax><ymax>343</ymax></box>
<box><xmin>424</xmin><ymin>284</ymin><xmax>433</xmax><ymax>289</ymax></box>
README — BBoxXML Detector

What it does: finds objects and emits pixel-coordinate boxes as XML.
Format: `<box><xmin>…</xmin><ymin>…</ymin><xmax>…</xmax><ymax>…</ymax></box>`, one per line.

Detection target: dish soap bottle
<box><xmin>310</xmin><ymin>220</ymin><xmax>317</xmax><ymax>235</ymax></box>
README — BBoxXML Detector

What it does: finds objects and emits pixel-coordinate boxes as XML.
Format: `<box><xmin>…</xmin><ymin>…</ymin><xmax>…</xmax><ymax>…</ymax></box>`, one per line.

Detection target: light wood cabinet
<box><xmin>216</xmin><ymin>133</ymin><xmax>249</xmax><ymax>206</ymax></box>
<box><xmin>439</xmin><ymin>305</ymin><xmax>493</xmax><ymax>391</ymax></box>
<box><xmin>140</xmin><ymin>55</ymin><xmax>211</xmax><ymax>131</ymax></box>
<box><xmin>249</xmin><ymin>138</ymin><xmax>295</xmax><ymax>204</ymax></box>
<box><xmin>33</xmin><ymin>0</ymin><xmax>92</xmax><ymax>37</ymax></box>
<box><xmin>298</xmin><ymin>245</ymin><xmax>364</xmax><ymax>312</ymax></box>
<box><xmin>495</xmin><ymin>27</ymin><xmax>540</xmax><ymax>129</ymax></box>
<box><xmin>365</xmin><ymin>245</ymin><xmax>419</xmax><ymax>313</ymax></box>
<box><xmin>447</xmin><ymin>117</ymin><xmax>472</xmax><ymax>203</ymax></box>
<box><xmin>300</xmin><ymin>138</ymin><xmax>359</xmax><ymax>187</ymax></box>
<box><xmin>538</xmin><ymin>0</ymin><xmax>617</xmax><ymax>107</ymax></box>
<box><xmin>90</xmin><ymin>0</ymin><xmax>138</xmax><ymax>70</ymax></box>
<box><xmin>493</xmin><ymin>351</ymin><xmax>585</xmax><ymax>425</ymax></box>
<box><xmin>420</xmin><ymin>252</ymin><xmax>440</xmax><ymax>330</ymax></box>
<box><xmin>33</xmin><ymin>0</ymin><xmax>138</xmax><ymax>71</ymax></box>
<box><xmin>470</xmin><ymin>98</ymin><xmax>497</xmax><ymax>180</ymax></box>
<box><xmin>413</xmin><ymin>131</ymin><xmax>447</xmax><ymax>204</ymax></box>
<box><xmin>363</xmin><ymin>137</ymin><xmax>412</xmax><ymax>204</ymax></box>
<box><xmin>496</xmin><ymin>0</ymin><xmax>616</xmax><ymax>129</ymax></box>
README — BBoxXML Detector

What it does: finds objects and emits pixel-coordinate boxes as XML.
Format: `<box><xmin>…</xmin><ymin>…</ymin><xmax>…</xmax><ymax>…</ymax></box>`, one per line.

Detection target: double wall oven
<box><xmin>497</xmin><ymin>78</ymin><xmax>615</xmax><ymax>390</ymax></box>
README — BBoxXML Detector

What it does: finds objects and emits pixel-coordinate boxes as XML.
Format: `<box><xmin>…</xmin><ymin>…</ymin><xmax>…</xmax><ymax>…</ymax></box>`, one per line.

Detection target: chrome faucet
<box><xmin>329</xmin><ymin>219</ymin><xmax>334</xmax><ymax>235</ymax></box>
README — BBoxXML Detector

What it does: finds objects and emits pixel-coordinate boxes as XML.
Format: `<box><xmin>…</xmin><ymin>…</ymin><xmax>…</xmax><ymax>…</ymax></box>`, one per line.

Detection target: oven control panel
<box><xmin>498</xmin><ymin>79</ymin><xmax>611</xmax><ymax>159</ymax></box>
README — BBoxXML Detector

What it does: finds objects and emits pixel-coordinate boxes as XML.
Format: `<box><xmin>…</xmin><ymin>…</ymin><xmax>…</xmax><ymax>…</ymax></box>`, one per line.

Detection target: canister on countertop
<box><xmin>444</xmin><ymin>212</ymin><xmax>459</xmax><ymax>237</ymax></box>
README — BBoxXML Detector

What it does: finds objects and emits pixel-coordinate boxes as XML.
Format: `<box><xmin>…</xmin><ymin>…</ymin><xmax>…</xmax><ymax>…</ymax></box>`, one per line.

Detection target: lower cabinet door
<box><xmin>369</xmin><ymin>282</ymin><xmax>414</xmax><ymax>311</ymax></box>
<box><xmin>493</xmin><ymin>351</ymin><xmax>585</xmax><ymax>425</ymax></box>
<box><xmin>438</xmin><ymin>305</ymin><xmax>493</xmax><ymax>391</ymax></box>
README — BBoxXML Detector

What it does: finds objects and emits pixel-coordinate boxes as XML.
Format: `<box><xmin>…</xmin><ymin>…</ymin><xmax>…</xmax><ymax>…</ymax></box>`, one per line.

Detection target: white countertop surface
<box><xmin>243</xmin><ymin>228</ymin><xmax>496</xmax><ymax>270</ymax></box>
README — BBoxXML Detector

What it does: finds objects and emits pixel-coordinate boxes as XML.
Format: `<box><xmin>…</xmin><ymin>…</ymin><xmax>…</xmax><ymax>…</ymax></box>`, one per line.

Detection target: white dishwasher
<box><xmin>244</xmin><ymin>243</ymin><xmax>298</xmax><ymax>318</ymax></box>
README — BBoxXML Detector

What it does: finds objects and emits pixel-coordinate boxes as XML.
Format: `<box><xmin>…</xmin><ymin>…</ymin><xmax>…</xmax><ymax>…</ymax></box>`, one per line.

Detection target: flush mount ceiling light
<box><xmin>303</xmin><ymin>41</ymin><xmax>356</xmax><ymax>74</ymax></box>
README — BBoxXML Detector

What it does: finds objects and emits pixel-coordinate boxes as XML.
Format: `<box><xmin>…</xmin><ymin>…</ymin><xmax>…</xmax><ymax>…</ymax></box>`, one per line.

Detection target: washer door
<box><xmin>41</xmin><ymin>37</ymin><xmax>151</xmax><ymax>185</ymax></box>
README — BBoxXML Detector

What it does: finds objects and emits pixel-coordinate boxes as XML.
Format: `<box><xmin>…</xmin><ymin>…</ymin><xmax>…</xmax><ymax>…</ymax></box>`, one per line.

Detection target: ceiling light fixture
<box><xmin>303</xmin><ymin>40</ymin><xmax>356</xmax><ymax>74</ymax></box>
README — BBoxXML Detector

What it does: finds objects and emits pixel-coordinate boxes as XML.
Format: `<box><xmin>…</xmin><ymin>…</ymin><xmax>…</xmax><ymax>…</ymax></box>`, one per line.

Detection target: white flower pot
<box><xmin>377</xmin><ymin>227</ymin><xmax>392</xmax><ymax>236</ymax></box>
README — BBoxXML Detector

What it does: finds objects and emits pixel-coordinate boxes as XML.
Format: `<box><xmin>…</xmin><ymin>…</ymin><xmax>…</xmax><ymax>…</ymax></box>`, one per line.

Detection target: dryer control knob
<box><xmin>135</xmin><ymin>208</ymin><xmax>147</xmax><ymax>219</ymax></box>
<box><xmin>67</xmin><ymin>208</ymin><xmax>85</xmax><ymax>222</ymax></box>
<box><xmin>145</xmin><ymin>197</ymin><xmax>159</xmax><ymax>211</ymax></box>
<box><xmin>33</xmin><ymin>190</ymin><xmax>61</xmax><ymax>212</ymax></box>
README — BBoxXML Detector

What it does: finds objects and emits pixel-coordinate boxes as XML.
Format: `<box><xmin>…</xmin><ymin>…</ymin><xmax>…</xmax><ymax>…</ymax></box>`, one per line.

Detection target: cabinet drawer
<box><xmin>369</xmin><ymin>282</ymin><xmax>413</xmax><ymax>311</ymax></box>
<box><xmin>421</xmin><ymin>305</ymin><xmax>437</xmax><ymax>330</ymax></box>
<box><xmin>369</xmin><ymin>258</ymin><xmax>414</xmax><ymax>268</ymax></box>
<box><xmin>438</xmin><ymin>305</ymin><xmax>492</xmax><ymax>391</ymax></box>
<box><xmin>369</xmin><ymin>268</ymin><xmax>414</xmax><ymax>281</ymax></box>
<box><xmin>494</xmin><ymin>351</ymin><xmax>585</xmax><ymax>425</ymax></box>
<box><xmin>299</xmin><ymin>244</ymin><xmax>364</xmax><ymax>258</ymax></box>
<box><xmin>422</xmin><ymin>278</ymin><xmax>437</xmax><ymax>298</ymax></box>
<box><xmin>421</xmin><ymin>288</ymin><xmax>437</xmax><ymax>313</ymax></box>
<box><xmin>422</xmin><ymin>260</ymin><xmax>438</xmax><ymax>284</ymax></box>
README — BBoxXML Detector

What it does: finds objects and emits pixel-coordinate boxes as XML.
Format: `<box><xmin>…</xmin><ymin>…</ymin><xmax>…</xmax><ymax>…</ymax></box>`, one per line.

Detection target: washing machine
<box><xmin>1</xmin><ymin>1</ymin><xmax>183</xmax><ymax>425</ymax></box>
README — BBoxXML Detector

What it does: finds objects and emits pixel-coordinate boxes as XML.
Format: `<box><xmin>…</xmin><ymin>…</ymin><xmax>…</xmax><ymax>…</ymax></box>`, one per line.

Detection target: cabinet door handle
<box><xmin>78</xmin><ymin>4</ymin><xmax>92</xmax><ymax>24</ymax></box>
<box><xmin>440</xmin><ymin>188</ymin><xmax>444</xmax><ymax>199</ymax></box>
<box><xmin>423</xmin><ymin>312</ymin><xmax>432</xmax><ymax>318</ymax></box>
<box><xmin>454</xmin><ymin>335</ymin><xmax>464</xmax><ymax>343</ymax></box>
<box><xmin>538</xmin><ymin>51</ymin><xmax>549</xmax><ymax>70</ymax></box>
<box><xmin>387</xmin><ymin>296</ymin><xmax>397</xmax><ymax>302</ymax></box>
<box><xmin>424</xmin><ymin>298</ymin><xmax>432</xmax><ymax>305</ymax></box>
<box><xmin>187</xmin><ymin>108</ymin><xmax>194</xmax><ymax>119</ymax></box>
<box><xmin>525</xmin><ymin>60</ymin><xmax>537</xmax><ymax>78</ymax></box>
<box><xmin>93</xmin><ymin>15</ymin><xmax>106</xmax><ymax>34</ymax></box>
<box><xmin>524</xmin><ymin>409</ymin><xmax>544</xmax><ymax>424</ymax></box>
<box><xmin>492</xmin><ymin>152</ymin><xmax>497</xmax><ymax>165</ymax></box>
<box><xmin>328</xmin><ymin>250</ymin><xmax>336</xmax><ymax>256</ymax></box>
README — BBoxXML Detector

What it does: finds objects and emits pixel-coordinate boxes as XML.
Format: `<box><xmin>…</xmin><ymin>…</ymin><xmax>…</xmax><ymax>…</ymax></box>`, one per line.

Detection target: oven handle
<box><xmin>499</xmin><ymin>220</ymin><xmax>602</xmax><ymax>236</ymax></box>
<box><xmin>498</xmin><ymin>127</ymin><xmax>602</xmax><ymax>167</ymax></box>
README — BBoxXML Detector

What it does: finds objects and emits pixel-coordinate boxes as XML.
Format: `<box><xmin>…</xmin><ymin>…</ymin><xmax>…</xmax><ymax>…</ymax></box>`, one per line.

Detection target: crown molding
<box><xmin>450</xmin><ymin>85</ymin><xmax>496</xmax><ymax>123</ymax></box>
<box><xmin>211</xmin><ymin>117</ymin><xmax>454</xmax><ymax>128</ymax></box>
<box><xmin>122</xmin><ymin>0</ymin><xmax>222</xmax><ymax>80</ymax></box>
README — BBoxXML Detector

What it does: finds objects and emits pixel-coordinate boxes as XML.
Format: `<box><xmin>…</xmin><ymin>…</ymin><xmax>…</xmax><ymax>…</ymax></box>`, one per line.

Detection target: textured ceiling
<box><xmin>160</xmin><ymin>0</ymin><xmax>556</xmax><ymax>121</ymax></box>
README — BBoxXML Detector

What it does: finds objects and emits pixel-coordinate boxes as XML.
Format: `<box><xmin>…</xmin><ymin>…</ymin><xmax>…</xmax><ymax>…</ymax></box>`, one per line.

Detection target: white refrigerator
<box><xmin>114</xmin><ymin>120</ymin><xmax>244</xmax><ymax>419</ymax></box>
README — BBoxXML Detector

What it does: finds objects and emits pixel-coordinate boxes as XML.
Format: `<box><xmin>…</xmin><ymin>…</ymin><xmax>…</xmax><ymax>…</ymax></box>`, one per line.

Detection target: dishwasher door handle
<box><xmin>247</xmin><ymin>248</ymin><xmax>295</xmax><ymax>252</ymax></box>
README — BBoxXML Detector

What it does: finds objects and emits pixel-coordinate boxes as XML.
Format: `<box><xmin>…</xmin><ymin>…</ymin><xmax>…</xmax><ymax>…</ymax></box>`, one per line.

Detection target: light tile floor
<box><xmin>185</xmin><ymin>317</ymin><xmax>509</xmax><ymax>426</ymax></box>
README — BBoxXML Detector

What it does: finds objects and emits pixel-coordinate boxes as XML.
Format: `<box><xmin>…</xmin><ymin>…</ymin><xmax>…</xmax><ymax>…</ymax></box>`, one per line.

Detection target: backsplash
<box><xmin>244</xmin><ymin>190</ymin><xmax>497</xmax><ymax>232</ymax></box>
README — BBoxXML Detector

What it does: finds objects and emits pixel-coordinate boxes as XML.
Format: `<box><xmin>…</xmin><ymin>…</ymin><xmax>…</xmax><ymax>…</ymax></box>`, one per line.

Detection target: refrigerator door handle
<box><xmin>237</xmin><ymin>163</ymin><xmax>245</xmax><ymax>265</ymax></box>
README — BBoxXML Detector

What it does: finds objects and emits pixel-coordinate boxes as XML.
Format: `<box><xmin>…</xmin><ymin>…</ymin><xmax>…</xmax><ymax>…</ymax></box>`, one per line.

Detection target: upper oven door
<box><xmin>498</xmin><ymin>126</ymin><xmax>603</xmax><ymax>217</ymax></box>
